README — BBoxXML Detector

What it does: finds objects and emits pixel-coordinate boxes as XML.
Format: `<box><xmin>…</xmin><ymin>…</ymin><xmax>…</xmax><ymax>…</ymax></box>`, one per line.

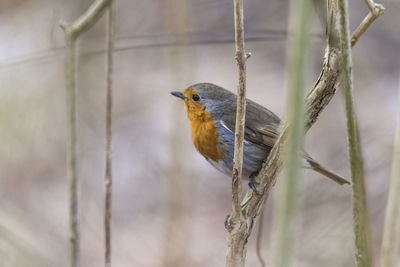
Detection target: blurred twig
<box><xmin>338</xmin><ymin>0</ymin><xmax>372</xmax><ymax>266</ymax></box>
<box><xmin>60</xmin><ymin>1</ymin><xmax>112</xmax><ymax>267</ymax></box>
<box><xmin>351</xmin><ymin>0</ymin><xmax>384</xmax><ymax>47</ymax></box>
<box><xmin>0</xmin><ymin>31</ymin><xmax>326</xmax><ymax>70</ymax></box>
<box><xmin>271</xmin><ymin>0</ymin><xmax>312</xmax><ymax>266</ymax></box>
<box><xmin>381</xmin><ymin>75</ymin><xmax>400</xmax><ymax>267</ymax></box>
<box><xmin>312</xmin><ymin>0</ymin><xmax>327</xmax><ymax>30</ymax></box>
<box><xmin>104</xmin><ymin>2</ymin><xmax>114</xmax><ymax>267</ymax></box>
<box><xmin>225</xmin><ymin>0</ymin><xmax>248</xmax><ymax>266</ymax></box>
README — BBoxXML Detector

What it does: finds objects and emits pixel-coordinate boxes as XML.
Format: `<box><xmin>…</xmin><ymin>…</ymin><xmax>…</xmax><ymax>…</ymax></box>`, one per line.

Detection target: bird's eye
<box><xmin>192</xmin><ymin>94</ymin><xmax>200</xmax><ymax>101</ymax></box>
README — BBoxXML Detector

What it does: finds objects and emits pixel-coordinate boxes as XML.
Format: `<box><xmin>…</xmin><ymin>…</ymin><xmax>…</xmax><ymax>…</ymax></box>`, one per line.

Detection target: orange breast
<box><xmin>184</xmin><ymin>103</ymin><xmax>225</xmax><ymax>162</ymax></box>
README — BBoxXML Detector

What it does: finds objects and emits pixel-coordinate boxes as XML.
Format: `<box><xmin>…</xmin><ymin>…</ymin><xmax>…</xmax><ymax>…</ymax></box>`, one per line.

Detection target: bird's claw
<box><xmin>249</xmin><ymin>173</ymin><xmax>262</xmax><ymax>196</ymax></box>
<box><xmin>225</xmin><ymin>214</ymin><xmax>233</xmax><ymax>231</ymax></box>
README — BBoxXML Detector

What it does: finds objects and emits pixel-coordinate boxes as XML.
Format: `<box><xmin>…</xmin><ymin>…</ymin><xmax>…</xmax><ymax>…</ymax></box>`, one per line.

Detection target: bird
<box><xmin>171</xmin><ymin>83</ymin><xmax>349</xmax><ymax>192</ymax></box>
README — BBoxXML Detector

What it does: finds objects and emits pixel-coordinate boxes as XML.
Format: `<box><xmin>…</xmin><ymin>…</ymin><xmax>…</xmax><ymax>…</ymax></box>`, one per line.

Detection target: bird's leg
<box><xmin>224</xmin><ymin>213</ymin><xmax>233</xmax><ymax>231</ymax></box>
<box><xmin>248</xmin><ymin>172</ymin><xmax>261</xmax><ymax>195</ymax></box>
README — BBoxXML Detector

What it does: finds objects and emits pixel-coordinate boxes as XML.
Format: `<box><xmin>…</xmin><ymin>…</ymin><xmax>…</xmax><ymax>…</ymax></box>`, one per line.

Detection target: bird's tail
<box><xmin>304</xmin><ymin>156</ymin><xmax>350</xmax><ymax>185</ymax></box>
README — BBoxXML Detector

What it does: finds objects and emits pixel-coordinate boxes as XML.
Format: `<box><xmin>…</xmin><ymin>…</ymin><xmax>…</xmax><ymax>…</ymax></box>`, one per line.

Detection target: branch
<box><xmin>104</xmin><ymin>2</ymin><xmax>114</xmax><ymax>267</ymax></box>
<box><xmin>61</xmin><ymin>0</ymin><xmax>112</xmax><ymax>40</ymax></box>
<box><xmin>63</xmin><ymin>17</ymin><xmax>80</xmax><ymax>267</ymax></box>
<box><xmin>242</xmin><ymin>42</ymin><xmax>342</xmax><ymax>220</ymax></box>
<box><xmin>270</xmin><ymin>0</ymin><xmax>312</xmax><ymax>265</ymax></box>
<box><xmin>351</xmin><ymin>0</ymin><xmax>384</xmax><ymax>47</ymax></box>
<box><xmin>222</xmin><ymin>0</ymin><xmax>382</xmax><ymax>263</ymax></box>
<box><xmin>61</xmin><ymin>1</ymin><xmax>112</xmax><ymax>267</ymax></box>
<box><xmin>339</xmin><ymin>0</ymin><xmax>372</xmax><ymax>266</ymax></box>
<box><xmin>225</xmin><ymin>0</ymin><xmax>248</xmax><ymax>266</ymax></box>
<box><xmin>381</xmin><ymin>75</ymin><xmax>400</xmax><ymax>267</ymax></box>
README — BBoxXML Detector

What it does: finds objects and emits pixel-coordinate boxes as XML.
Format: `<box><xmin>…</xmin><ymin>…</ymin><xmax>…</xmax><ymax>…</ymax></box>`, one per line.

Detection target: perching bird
<box><xmin>171</xmin><ymin>83</ymin><xmax>349</xmax><ymax>191</ymax></box>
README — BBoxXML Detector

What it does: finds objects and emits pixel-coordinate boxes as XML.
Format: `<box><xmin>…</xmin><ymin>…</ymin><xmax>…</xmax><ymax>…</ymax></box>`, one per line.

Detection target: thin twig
<box><xmin>225</xmin><ymin>0</ymin><xmax>248</xmax><ymax>266</ymax></box>
<box><xmin>364</xmin><ymin>0</ymin><xmax>383</xmax><ymax>15</ymax></box>
<box><xmin>61</xmin><ymin>1</ymin><xmax>112</xmax><ymax>267</ymax></box>
<box><xmin>339</xmin><ymin>0</ymin><xmax>372</xmax><ymax>266</ymax></box>
<box><xmin>64</xmin><ymin>32</ymin><xmax>80</xmax><ymax>267</ymax></box>
<box><xmin>104</xmin><ymin>2</ymin><xmax>114</xmax><ymax>267</ymax></box>
<box><xmin>351</xmin><ymin>0</ymin><xmax>384</xmax><ymax>47</ymax></box>
<box><xmin>255</xmin><ymin>208</ymin><xmax>266</xmax><ymax>267</ymax></box>
<box><xmin>231</xmin><ymin>0</ymin><xmax>246</xmax><ymax>219</ymax></box>
<box><xmin>60</xmin><ymin>0</ymin><xmax>112</xmax><ymax>39</ymax></box>
<box><xmin>380</xmin><ymin>75</ymin><xmax>400</xmax><ymax>267</ymax></box>
<box><xmin>1</xmin><ymin>31</ymin><xmax>328</xmax><ymax>70</ymax></box>
<box><xmin>271</xmin><ymin>0</ymin><xmax>312</xmax><ymax>265</ymax></box>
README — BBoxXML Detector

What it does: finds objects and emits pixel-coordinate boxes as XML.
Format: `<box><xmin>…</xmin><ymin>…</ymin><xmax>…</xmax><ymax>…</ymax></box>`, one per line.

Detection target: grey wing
<box><xmin>221</xmin><ymin>98</ymin><xmax>281</xmax><ymax>148</ymax></box>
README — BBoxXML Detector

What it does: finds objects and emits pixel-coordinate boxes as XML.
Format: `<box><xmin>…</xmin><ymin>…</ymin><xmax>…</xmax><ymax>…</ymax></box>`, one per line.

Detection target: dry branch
<box><xmin>61</xmin><ymin>1</ymin><xmax>112</xmax><ymax>267</ymax></box>
<box><xmin>104</xmin><ymin>2</ymin><xmax>114</xmax><ymax>267</ymax></box>
<box><xmin>351</xmin><ymin>0</ymin><xmax>384</xmax><ymax>47</ymax></box>
<box><xmin>61</xmin><ymin>0</ymin><xmax>112</xmax><ymax>40</ymax></box>
<box><xmin>64</xmin><ymin>31</ymin><xmax>80</xmax><ymax>267</ymax></box>
<box><xmin>225</xmin><ymin>0</ymin><xmax>248</xmax><ymax>266</ymax></box>
<box><xmin>223</xmin><ymin>0</ymin><xmax>383</xmax><ymax>264</ymax></box>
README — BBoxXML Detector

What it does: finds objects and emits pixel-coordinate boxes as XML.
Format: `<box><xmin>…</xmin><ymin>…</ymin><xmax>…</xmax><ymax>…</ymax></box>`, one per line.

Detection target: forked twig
<box><xmin>351</xmin><ymin>0</ymin><xmax>384</xmax><ymax>47</ymax></box>
<box><xmin>61</xmin><ymin>1</ymin><xmax>112</xmax><ymax>267</ymax></box>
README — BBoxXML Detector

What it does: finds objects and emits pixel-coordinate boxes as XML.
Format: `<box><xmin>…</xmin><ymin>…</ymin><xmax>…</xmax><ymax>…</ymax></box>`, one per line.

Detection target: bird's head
<box><xmin>171</xmin><ymin>83</ymin><xmax>234</xmax><ymax>122</ymax></box>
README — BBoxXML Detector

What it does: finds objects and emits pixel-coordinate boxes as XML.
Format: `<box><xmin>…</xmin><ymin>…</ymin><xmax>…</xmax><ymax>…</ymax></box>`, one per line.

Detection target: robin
<box><xmin>171</xmin><ymin>83</ymin><xmax>349</xmax><ymax>191</ymax></box>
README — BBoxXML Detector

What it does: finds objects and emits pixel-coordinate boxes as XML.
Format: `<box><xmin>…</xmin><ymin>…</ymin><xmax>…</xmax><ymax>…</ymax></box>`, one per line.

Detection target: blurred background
<box><xmin>1</xmin><ymin>0</ymin><xmax>399</xmax><ymax>266</ymax></box>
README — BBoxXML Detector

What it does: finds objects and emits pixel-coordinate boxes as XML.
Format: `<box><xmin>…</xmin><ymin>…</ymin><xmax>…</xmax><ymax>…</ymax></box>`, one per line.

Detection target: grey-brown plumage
<box><xmin>172</xmin><ymin>82</ymin><xmax>350</xmax><ymax>186</ymax></box>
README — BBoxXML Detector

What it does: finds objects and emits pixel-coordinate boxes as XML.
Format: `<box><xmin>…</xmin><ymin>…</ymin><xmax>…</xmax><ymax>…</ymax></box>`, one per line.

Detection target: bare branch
<box><xmin>381</xmin><ymin>75</ymin><xmax>400</xmax><ymax>267</ymax></box>
<box><xmin>364</xmin><ymin>0</ymin><xmax>384</xmax><ymax>15</ymax></box>
<box><xmin>231</xmin><ymin>0</ymin><xmax>246</xmax><ymax>221</ymax></box>
<box><xmin>351</xmin><ymin>0</ymin><xmax>384</xmax><ymax>47</ymax></box>
<box><xmin>339</xmin><ymin>0</ymin><xmax>372</xmax><ymax>266</ymax></box>
<box><xmin>62</xmin><ymin>0</ymin><xmax>112</xmax><ymax>40</ymax></box>
<box><xmin>225</xmin><ymin>0</ymin><xmax>248</xmax><ymax>266</ymax></box>
<box><xmin>104</xmin><ymin>2</ymin><xmax>114</xmax><ymax>267</ymax></box>
<box><xmin>64</xmin><ymin>32</ymin><xmax>80</xmax><ymax>267</ymax></box>
<box><xmin>61</xmin><ymin>1</ymin><xmax>112</xmax><ymax>267</ymax></box>
<box><xmin>222</xmin><ymin>0</ymin><xmax>381</xmax><ymax>262</ymax></box>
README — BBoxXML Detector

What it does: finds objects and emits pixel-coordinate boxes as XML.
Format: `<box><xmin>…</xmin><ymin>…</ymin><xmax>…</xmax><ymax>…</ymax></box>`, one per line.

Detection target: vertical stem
<box><xmin>381</xmin><ymin>76</ymin><xmax>400</xmax><ymax>267</ymax></box>
<box><xmin>104</xmin><ymin>2</ymin><xmax>114</xmax><ymax>267</ymax></box>
<box><xmin>65</xmin><ymin>33</ymin><xmax>80</xmax><ymax>267</ymax></box>
<box><xmin>231</xmin><ymin>0</ymin><xmax>246</xmax><ymax>219</ymax></box>
<box><xmin>61</xmin><ymin>2</ymin><xmax>113</xmax><ymax>267</ymax></box>
<box><xmin>225</xmin><ymin>0</ymin><xmax>247</xmax><ymax>266</ymax></box>
<box><xmin>338</xmin><ymin>0</ymin><xmax>372</xmax><ymax>266</ymax></box>
<box><xmin>271</xmin><ymin>0</ymin><xmax>312</xmax><ymax>266</ymax></box>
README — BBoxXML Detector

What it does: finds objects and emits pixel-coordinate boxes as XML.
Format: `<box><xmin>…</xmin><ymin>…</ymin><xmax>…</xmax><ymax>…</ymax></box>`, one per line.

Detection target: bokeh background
<box><xmin>1</xmin><ymin>0</ymin><xmax>399</xmax><ymax>266</ymax></box>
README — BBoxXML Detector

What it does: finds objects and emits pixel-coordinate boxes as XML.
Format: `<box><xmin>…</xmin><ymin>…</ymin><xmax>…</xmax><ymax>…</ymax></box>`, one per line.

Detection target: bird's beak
<box><xmin>170</xmin><ymin>91</ymin><xmax>186</xmax><ymax>100</ymax></box>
